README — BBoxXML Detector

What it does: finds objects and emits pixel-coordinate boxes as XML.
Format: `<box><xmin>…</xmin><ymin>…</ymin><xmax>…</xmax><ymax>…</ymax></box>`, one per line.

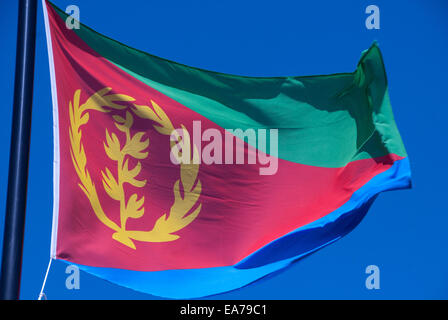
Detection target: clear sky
<box><xmin>0</xmin><ymin>0</ymin><xmax>447</xmax><ymax>299</ymax></box>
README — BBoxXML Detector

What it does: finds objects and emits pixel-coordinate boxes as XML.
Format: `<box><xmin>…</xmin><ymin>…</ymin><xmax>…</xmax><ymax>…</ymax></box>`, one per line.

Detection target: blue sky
<box><xmin>0</xmin><ymin>0</ymin><xmax>447</xmax><ymax>299</ymax></box>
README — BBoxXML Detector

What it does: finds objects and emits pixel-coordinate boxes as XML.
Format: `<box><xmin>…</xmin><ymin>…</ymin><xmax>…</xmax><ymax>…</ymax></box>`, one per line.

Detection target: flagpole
<box><xmin>0</xmin><ymin>0</ymin><xmax>37</xmax><ymax>300</ymax></box>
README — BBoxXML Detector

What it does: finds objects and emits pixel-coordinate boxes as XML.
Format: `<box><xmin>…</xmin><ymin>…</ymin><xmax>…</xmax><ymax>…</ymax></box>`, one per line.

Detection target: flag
<box><xmin>43</xmin><ymin>0</ymin><xmax>411</xmax><ymax>298</ymax></box>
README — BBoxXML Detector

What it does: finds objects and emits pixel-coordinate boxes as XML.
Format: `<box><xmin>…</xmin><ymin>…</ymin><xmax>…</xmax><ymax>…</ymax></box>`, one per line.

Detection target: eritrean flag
<box><xmin>43</xmin><ymin>0</ymin><xmax>411</xmax><ymax>298</ymax></box>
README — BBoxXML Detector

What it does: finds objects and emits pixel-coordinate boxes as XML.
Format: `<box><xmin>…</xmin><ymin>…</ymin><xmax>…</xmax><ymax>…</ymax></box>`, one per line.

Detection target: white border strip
<box><xmin>42</xmin><ymin>0</ymin><xmax>60</xmax><ymax>259</ymax></box>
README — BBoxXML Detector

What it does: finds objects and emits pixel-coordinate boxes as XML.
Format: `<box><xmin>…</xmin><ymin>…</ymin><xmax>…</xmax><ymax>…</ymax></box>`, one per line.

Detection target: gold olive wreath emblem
<box><xmin>68</xmin><ymin>87</ymin><xmax>202</xmax><ymax>249</ymax></box>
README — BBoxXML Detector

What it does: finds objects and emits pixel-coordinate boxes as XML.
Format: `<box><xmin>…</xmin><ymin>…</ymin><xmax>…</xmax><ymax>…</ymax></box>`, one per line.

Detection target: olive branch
<box><xmin>68</xmin><ymin>87</ymin><xmax>202</xmax><ymax>249</ymax></box>
<box><xmin>129</xmin><ymin>101</ymin><xmax>202</xmax><ymax>242</ymax></box>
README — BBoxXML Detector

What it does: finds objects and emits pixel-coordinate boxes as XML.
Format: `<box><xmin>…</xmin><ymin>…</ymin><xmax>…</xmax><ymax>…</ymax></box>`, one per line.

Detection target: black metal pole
<box><xmin>0</xmin><ymin>0</ymin><xmax>37</xmax><ymax>300</ymax></box>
